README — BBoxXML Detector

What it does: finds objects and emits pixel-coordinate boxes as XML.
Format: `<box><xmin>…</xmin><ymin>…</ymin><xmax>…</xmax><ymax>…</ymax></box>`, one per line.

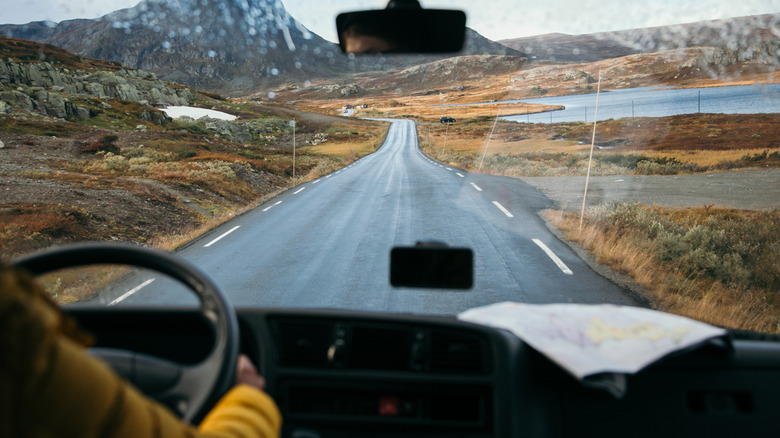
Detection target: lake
<box><xmin>448</xmin><ymin>84</ymin><xmax>780</xmax><ymax>124</ymax></box>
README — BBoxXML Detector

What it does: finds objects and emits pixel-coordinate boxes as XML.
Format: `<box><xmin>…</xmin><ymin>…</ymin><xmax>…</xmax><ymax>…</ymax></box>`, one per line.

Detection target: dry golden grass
<box><xmin>309</xmin><ymin>138</ymin><xmax>378</xmax><ymax>157</ymax></box>
<box><xmin>544</xmin><ymin>207</ymin><xmax>780</xmax><ymax>333</ymax></box>
<box><xmin>39</xmin><ymin>266</ymin><xmax>132</xmax><ymax>304</ymax></box>
<box><xmin>425</xmin><ymin>122</ymin><xmax>780</xmax><ymax>163</ymax></box>
<box><xmin>309</xmin><ymin>124</ymin><xmax>386</xmax><ymax>154</ymax></box>
<box><xmin>427</xmin><ymin>132</ymin><xmax>584</xmax><ymax>155</ymax></box>
<box><xmin>310</xmin><ymin>141</ymin><xmax>363</xmax><ymax>156</ymax></box>
<box><xmin>433</xmin><ymin>136</ymin><xmax>780</xmax><ymax>167</ymax></box>
<box><xmin>364</xmin><ymin>101</ymin><xmax>562</xmax><ymax>122</ymax></box>
<box><xmin>309</xmin><ymin>124</ymin><xmax>387</xmax><ymax>166</ymax></box>
<box><xmin>644</xmin><ymin>148</ymin><xmax>780</xmax><ymax>167</ymax></box>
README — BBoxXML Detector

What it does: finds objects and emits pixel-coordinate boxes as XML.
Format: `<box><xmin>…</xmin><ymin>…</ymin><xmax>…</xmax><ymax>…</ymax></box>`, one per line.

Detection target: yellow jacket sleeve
<box><xmin>0</xmin><ymin>265</ymin><xmax>281</xmax><ymax>438</ymax></box>
<box><xmin>199</xmin><ymin>385</ymin><xmax>282</xmax><ymax>438</ymax></box>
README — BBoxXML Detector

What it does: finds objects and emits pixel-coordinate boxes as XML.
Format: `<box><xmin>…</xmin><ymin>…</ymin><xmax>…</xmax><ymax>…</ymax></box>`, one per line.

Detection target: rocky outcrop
<box><xmin>203</xmin><ymin>118</ymin><xmax>263</xmax><ymax>143</ymax></box>
<box><xmin>0</xmin><ymin>88</ymin><xmax>92</xmax><ymax>120</ymax></box>
<box><xmin>0</xmin><ymin>59</ymin><xmax>192</xmax><ymax>103</ymax></box>
<box><xmin>0</xmin><ymin>90</ymin><xmax>34</xmax><ymax>112</ymax></box>
<box><xmin>0</xmin><ymin>57</ymin><xmax>192</xmax><ymax>119</ymax></box>
<box><xmin>178</xmin><ymin>116</ymin><xmax>281</xmax><ymax>143</ymax></box>
<box><xmin>694</xmin><ymin>41</ymin><xmax>780</xmax><ymax>67</ymax></box>
<box><xmin>339</xmin><ymin>85</ymin><xmax>364</xmax><ymax>97</ymax></box>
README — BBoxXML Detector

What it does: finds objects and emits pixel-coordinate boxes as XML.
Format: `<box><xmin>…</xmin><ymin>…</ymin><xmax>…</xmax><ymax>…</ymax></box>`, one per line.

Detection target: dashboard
<box><xmin>70</xmin><ymin>307</ymin><xmax>780</xmax><ymax>438</ymax></box>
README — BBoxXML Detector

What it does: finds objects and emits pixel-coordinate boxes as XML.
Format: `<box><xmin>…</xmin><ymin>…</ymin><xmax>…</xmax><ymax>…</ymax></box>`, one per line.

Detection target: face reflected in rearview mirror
<box><xmin>342</xmin><ymin>30</ymin><xmax>395</xmax><ymax>54</ymax></box>
<box><xmin>336</xmin><ymin>8</ymin><xmax>467</xmax><ymax>54</ymax></box>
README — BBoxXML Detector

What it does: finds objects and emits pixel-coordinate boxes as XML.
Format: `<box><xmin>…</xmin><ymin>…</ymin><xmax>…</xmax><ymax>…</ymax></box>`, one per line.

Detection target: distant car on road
<box><xmin>440</xmin><ymin>116</ymin><xmax>456</xmax><ymax>124</ymax></box>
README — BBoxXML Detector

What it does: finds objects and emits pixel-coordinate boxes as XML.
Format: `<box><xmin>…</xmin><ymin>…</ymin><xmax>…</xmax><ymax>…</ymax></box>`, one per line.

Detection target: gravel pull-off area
<box><xmin>520</xmin><ymin>169</ymin><xmax>780</xmax><ymax>211</ymax></box>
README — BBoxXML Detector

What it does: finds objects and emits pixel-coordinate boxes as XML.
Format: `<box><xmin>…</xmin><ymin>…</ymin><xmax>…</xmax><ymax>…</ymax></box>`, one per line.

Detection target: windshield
<box><xmin>1</xmin><ymin>1</ymin><xmax>778</xmax><ymax>333</ymax></box>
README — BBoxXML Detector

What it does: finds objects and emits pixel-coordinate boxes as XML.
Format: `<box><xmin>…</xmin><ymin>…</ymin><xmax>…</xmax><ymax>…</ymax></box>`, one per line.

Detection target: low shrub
<box><xmin>742</xmin><ymin>149</ymin><xmax>780</xmax><ymax>163</ymax></box>
<box><xmin>587</xmin><ymin>203</ymin><xmax>780</xmax><ymax>292</ymax></box>
<box><xmin>547</xmin><ymin>203</ymin><xmax>780</xmax><ymax>332</ymax></box>
<box><xmin>635</xmin><ymin>157</ymin><xmax>703</xmax><ymax>175</ymax></box>
<box><xmin>80</xmin><ymin>134</ymin><xmax>120</xmax><ymax>154</ymax></box>
<box><xmin>599</xmin><ymin>154</ymin><xmax>651</xmax><ymax>169</ymax></box>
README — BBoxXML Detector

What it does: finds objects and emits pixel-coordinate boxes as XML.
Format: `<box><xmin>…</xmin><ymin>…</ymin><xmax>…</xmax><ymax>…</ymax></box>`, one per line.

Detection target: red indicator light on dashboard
<box><xmin>379</xmin><ymin>396</ymin><xmax>399</xmax><ymax>416</ymax></box>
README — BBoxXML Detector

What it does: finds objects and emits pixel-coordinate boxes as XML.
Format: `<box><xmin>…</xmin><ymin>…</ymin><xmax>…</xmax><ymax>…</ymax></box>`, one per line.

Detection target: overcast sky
<box><xmin>1</xmin><ymin>0</ymin><xmax>779</xmax><ymax>41</ymax></box>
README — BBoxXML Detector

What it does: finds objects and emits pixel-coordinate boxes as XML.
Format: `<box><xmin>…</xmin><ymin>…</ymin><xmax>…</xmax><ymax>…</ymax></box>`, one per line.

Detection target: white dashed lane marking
<box><xmin>492</xmin><ymin>201</ymin><xmax>514</xmax><ymax>218</ymax></box>
<box><xmin>204</xmin><ymin>225</ymin><xmax>241</xmax><ymax>247</ymax></box>
<box><xmin>262</xmin><ymin>201</ymin><xmax>283</xmax><ymax>212</ymax></box>
<box><xmin>532</xmin><ymin>239</ymin><xmax>574</xmax><ymax>275</ymax></box>
<box><xmin>108</xmin><ymin>278</ymin><xmax>155</xmax><ymax>306</ymax></box>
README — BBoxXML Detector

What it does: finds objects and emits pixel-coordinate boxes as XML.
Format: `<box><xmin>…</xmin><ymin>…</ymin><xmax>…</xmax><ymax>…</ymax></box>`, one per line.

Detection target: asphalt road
<box><xmin>106</xmin><ymin>119</ymin><xmax>639</xmax><ymax>314</ymax></box>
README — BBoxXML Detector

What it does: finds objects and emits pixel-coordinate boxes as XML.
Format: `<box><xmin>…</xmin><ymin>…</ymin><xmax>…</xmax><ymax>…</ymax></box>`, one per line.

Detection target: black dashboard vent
<box><xmin>270</xmin><ymin>318</ymin><xmax>492</xmax><ymax>374</ymax></box>
<box><xmin>430</xmin><ymin>330</ymin><xmax>489</xmax><ymax>374</ymax></box>
<box><xmin>275</xmin><ymin>321</ymin><xmax>334</xmax><ymax>367</ymax></box>
<box><xmin>349</xmin><ymin>326</ymin><xmax>411</xmax><ymax>370</ymax></box>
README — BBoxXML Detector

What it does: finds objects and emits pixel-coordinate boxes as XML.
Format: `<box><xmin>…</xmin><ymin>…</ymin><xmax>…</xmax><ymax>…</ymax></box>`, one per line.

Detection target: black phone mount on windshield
<box><xmin>390</xmin><ymin>241</ymin><xmax>473</xmax><ymax>290</ymax></box>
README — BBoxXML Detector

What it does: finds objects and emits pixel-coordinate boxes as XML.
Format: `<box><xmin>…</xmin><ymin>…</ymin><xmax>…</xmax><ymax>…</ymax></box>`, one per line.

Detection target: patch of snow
<box><xmin>161</xmin><ymin>106</ymin><xmax>237</xmax><ymax>121</ymax></box>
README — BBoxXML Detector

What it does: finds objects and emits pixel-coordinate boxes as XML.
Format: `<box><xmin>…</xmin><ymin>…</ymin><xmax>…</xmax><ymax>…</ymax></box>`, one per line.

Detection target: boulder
<box><xmin>203</xmin><ymin>118</ymin><xmax>261</xmax><ymax>143</ymax></box>
<box><xmin>340</xmin><ymin>85</ymin><xmax>364</xmax><ymax>96</ymax></box>
<box><xmin>140</xmin><ymin>109</ymin><xmax>170</xmax><ymax>125</ymax></box>
<box><xmin>74</xmin><ymin>104</ymin><xmax>91</xmax><ymax>120</ymax></box>
<box><xmin>0</xmin><ymin>90</ymin><xmax>34</xmax><ymax>112</ymax></box>
<box><xmin>32</xmin><ymin>90</ymin><xmax>67</xmax><ymax>118</ymax></box>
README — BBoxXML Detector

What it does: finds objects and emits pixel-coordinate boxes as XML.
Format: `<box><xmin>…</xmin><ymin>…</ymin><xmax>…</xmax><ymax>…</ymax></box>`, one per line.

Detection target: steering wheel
<box><xmin>12</xmin><ymin>242</ymin><xmax>239</xmax><ymax>423</ymax></box>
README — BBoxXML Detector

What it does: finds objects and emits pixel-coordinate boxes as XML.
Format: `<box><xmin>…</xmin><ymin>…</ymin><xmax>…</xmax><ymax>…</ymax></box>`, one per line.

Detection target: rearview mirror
<box><xmin>390</xmin><ymin>245</ymin><xmax>473</xmax><ymax>289</ymax></box>
<box><xmin>336</xmin><ymin>4</ymin><xmax>466</xmax><ymax>54</ymax></box>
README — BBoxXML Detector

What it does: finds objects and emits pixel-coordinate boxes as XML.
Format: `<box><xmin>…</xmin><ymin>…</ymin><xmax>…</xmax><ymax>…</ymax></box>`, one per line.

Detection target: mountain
<box><xmin>499</xmin><ymin>13</ymin><xmax>780</xmax><ymax>63</ymax></box>
<box><xmin>461</xmin><ymin>28</ymin><xmax>525</xmax><ymax>57</ymax></box>
<box><xmin>0</xmin><ymin>0</ymin><xmax>346</xmax><ymax>94</ymax></box>
<box><xmin>0</xmin><ymin>0</ymin><xmax>521</xmax><ymax>95</ymax></box>
<box><xmin>499</xmin><ymin>32</ymin><xmax>638</xmax><ymax>63</ymax></box>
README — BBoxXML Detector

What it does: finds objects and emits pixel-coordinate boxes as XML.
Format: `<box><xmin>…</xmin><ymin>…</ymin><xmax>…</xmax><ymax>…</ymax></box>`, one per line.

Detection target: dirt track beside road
<box><xmin>520</xmin><ymin>168</ymin><xmax>780</xmax><ymax>211</ymax></box>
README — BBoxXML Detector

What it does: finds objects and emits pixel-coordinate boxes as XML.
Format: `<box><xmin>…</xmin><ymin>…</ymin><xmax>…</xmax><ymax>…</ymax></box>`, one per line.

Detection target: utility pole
<box><xmin>580</xmin><ymin>71</ymin><xmax>603</xmax><ymax>232</ymax></box>
<box><xmin>698</xmin><ymin>90</ymin><xmax>701</xmax><ymax>113</ymax></box>
<box><xmin>290</xmin><ymin>119</ymin><xmax>296</xmax><ymax>179</ymax></box>
<box><xmin>442</xmin><ymin>121</ymin><xmax>450</xmax><ymax>154</ymax></box>
<box><xmin>479</xmin><ymin>107</ymin><xmax>501</xmax><ymax>170</ymax></box>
